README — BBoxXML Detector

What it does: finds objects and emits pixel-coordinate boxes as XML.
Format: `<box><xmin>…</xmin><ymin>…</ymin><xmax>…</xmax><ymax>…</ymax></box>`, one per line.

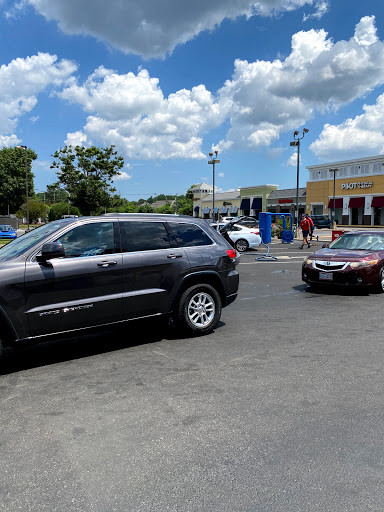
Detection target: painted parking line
<box><xmin>240</xmin><ymin>290</ymin><xmax>301</xmax><ymax>300</ymax></box>
<box><xmin>239</xmin><ymin>256</ymin><xmax>306</xmax><ymax>264</ymax></box>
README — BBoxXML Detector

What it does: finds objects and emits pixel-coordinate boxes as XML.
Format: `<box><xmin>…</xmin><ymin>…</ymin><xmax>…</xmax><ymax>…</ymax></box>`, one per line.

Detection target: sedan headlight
<box><xmin>303</xmin><ymin>258</ymin><xmax>313</xmax><ymax>266</ymax></box>
<box><xmin>350</xmin><ymin>259</ymin><xmax>378</xmax><ymax>268</ymax></box>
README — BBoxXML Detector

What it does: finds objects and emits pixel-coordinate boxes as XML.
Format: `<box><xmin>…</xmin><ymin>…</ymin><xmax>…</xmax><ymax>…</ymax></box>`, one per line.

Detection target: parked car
<box><xmin>221</xmin><ymin>216</ymin><xmax>259</xmax><ymax>229</ymax></box>
<box><xmin>212</xmin><ymin>221</ymin><xmax>261</xmax><ymax>252</ymax></box>
<box><xmin>309</xmin><ymin>215</ymin><xmax>332</xmax><ymax>229</ymax></box>
<box><xmin>302</xmin><ymin>231</ymin><xmax>384</xmax><ymax>291</ymax></box>
<box><xmin>0</xmin><ymin>225</ymin><xmax>17</xmax><ymax>240</ymax></box>
<box><xmin>0</xmin><ymin>214</ymin><xmax>239</xmax><ymax>362</ymax></box>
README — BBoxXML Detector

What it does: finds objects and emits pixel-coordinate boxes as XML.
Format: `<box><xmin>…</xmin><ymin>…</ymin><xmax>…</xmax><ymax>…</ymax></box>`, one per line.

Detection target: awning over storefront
<box><xmin>251</xmin><ymin>198</ymin><xmax>262</xmax><ymax>210</ymax></box>
<box><xmin>348</xmin><ymin>197</ymin><xmax>364</xmax><ymax>208</ymax></box>
<box><xmin>194</xmin><ymin>206</ymin><xmax>199</xmax><ymax>212</ymax></box>
<box><xmin>229</xmin><ymin>206</ymin><xmax>238</xmax><ymax>214</ymax></box>
<box><xmin>221</xmin><ymin>206</ymin><xmax>227</xmax><ymax>214</ymax></box>
<box><xmin>371</xmin><ymin>196</ymin><xmax>384</xmax><ymax>208</ymax></box>
<box><xmin>213</xmin><ymin>207</ymin><xmax>219</xmax><ymax>213</ymax></box>
<box><xmin>202</xmin><ymin>207</ymin><xmax>210</xmax><ymax>214</ymax></box>
<box><xmin>328</xmin><ymin>198</ymin><xmax>343</xmax><ymax>208</ymax></box>
<box><xmin>240</xmin><ymin>198</ymin><xmax>250</xmax><ymax>210</ymax></box>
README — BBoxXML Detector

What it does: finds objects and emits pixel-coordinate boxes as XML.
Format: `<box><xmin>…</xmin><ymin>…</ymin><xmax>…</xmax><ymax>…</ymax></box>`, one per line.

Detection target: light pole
<box><xmin>64</xmin><ymin>190</ymin><xmax>70</xmax><ymax>216</ymax></box>
<box><xmin>329</xmin><ymin>168</ymin><xmax>338</xmax><ymax>225</ymax></box>
<box><xmin>16</xmin><ymin>145</ymin><xmax>29</xmax><ymax>231</ymax></box>
<box><xmin>290</xmin><ymin>128</ymin><xmax>309</xmax><ymax>230</ymax></box>
<box><xmin>208</xmin><ymin>150</ymin><xmax>220</xmax><ymax>220</ymax></box>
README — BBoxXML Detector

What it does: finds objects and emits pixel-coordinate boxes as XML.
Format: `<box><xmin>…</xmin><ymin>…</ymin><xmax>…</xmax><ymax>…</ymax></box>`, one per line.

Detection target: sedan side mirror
<box><xmin>36</xmin><ymin>242</ymin><xmax>65</xmax><ymax>263</ymax></box>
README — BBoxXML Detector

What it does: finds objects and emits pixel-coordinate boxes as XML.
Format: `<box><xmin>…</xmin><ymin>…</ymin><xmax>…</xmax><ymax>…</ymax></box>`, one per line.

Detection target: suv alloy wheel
<box><xmin>176</xmin><ymin>284</ymin><xmax>222</xmax><ymax>335</ymax></box>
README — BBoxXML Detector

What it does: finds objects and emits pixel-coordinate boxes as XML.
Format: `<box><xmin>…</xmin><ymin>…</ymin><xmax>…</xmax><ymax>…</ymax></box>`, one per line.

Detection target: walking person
<box><xmin>307</xmin><ymin>214</ymin><xmax>315</xmax><ymax>241</ymax></box>
<box><xmin>299</xmin><ymin>215</ymin><xmax>311</xmax><ymax>249</ymax></box>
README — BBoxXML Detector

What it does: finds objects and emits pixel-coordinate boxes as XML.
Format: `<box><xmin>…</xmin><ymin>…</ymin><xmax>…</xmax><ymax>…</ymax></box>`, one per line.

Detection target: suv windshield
<box><xmin>330</xmin><ymin>233</ymin><xmax>384</xmax><ymax>251</ymax></box>
<box><xmin>0</xmin><ymin>225</ymin><xmax>13</xmax><ymax>231</ymax></box>
<box><xmin>0</xmin><ymin>220</ymin><xmax>74</xmax><ymax>261</ymax></box>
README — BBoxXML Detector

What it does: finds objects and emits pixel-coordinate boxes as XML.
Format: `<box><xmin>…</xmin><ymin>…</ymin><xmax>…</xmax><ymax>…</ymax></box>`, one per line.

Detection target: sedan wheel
<box><xmin>235</xmin><ymin>239</ymin><xmax>249</xmax><ymax>252</ymax></box>
<box><xmin>378</xmin><ymin>267</ymin><xmax>384</xmax><ymax>293</ymax></box>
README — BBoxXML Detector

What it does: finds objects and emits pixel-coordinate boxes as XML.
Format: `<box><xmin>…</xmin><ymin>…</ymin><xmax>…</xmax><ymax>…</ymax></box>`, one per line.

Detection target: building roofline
<box><xmin>239</xmin><ymin>184</ymin><xmax>279</xmax><ymax>190</ymax></box>
<box><xmin>306</xmin><ymin>155</ymin><xmax>384</xmax><ymax>171</ymax></box>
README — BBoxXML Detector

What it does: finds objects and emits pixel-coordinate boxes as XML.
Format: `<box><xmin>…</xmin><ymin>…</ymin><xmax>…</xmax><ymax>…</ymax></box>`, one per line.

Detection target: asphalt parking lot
<box><xmin>1</xmin><ymin>234</ymin><xmax>384</xmax><ymax>512</ymax></box>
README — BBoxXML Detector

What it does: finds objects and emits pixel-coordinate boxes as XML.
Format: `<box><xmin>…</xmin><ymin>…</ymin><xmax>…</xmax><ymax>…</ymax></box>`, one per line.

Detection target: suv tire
<box><xmin>176</xmin><ymin>284</ymin><xmax>222</xmax><ymax>335</ymax></box>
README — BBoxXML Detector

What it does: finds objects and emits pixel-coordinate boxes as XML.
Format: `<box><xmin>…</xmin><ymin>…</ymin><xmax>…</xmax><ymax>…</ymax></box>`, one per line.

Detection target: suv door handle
<box><xmin>97</xmin><ymin>261</ymin><xmax>117</xmax><ymax>267</ymax></box>
<box><xmin>167</xmin><ymin>254</ymin><xmax>182</xmax><ymax>259</ymax></box>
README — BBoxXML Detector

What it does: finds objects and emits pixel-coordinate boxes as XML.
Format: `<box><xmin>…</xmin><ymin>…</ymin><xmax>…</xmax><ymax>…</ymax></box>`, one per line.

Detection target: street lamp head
<box><xmin>303</xmin><ymin>128</ymin><xmax>309</xmax><ymax>134</ymax></box>
<box><xmin>209</xmin><ymin>152</ymin><xmax>213</xmax><ymax>157</ymax></box>
<box><xmin>293</xmin><ymin>130</ymin><xmax>299</xmax><ymax>136</ymax></box>
<box><xmin>214</xmin><ymin>150</ymin><xmax>218</xmax><ymax>157</ymax></box>
<box><xmin>16</xmin><ymin>145</ymin><xmax>27</xmax><ymax>149</ymax></box>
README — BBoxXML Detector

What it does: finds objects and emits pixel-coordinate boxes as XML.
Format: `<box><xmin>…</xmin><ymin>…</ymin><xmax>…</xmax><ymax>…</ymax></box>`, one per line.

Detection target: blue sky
<box><xmin>1</xmin><ymin>0</ymin><xmax>384</xmax><ymax>200</ymax></box>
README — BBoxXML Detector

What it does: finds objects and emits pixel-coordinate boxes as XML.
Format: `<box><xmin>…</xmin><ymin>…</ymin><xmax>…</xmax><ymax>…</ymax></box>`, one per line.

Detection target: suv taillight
<box><xmin>226</xmin><ymin>249</ymin><xmax>237</xmax><ymax>260</ymax></box>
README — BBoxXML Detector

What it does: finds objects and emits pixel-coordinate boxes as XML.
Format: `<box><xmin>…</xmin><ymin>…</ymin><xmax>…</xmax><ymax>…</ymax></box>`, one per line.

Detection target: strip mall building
<box><xmin>306</xmin><ymin>155</ymin><xmax>384</xmax><ymax>226</ymax></box>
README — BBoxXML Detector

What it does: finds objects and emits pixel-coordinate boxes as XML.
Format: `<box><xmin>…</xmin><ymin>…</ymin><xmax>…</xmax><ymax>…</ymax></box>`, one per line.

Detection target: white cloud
<box><xmin>23</xmin><ymin>0</ymin><xmax>315</xmax><ymax>58</ymax></box>
<box><xmin>60</xmin><ymin>67</ymin><xmax>224</xmax><ymax>160</ymax></box>
<box><xmin>52</xmin><ymin>16</ymin><xmax>384</xmax><ymax>162</ymax></box>
<box><xmin>0</xmin><ymin>53</ymin><xmax>76</xmax><ymax>145</ymax></box>
<box><xmin>218</xmin><ymin>172</ymin><xmax>224</xmax><ymax>178</ymax></box>
<box><xmin>217</xmin><ymin>16</ymin><xmax>384</xmax><ymax>151</ymax></box>
<box><xmin>113</xmin><ymin>171</ymin><xmax>132</xmax><ymax>181</ymax></box>
<box><xmin>303</xmin><ymin>0</ymin><xmax>329</xmax><ymax>21</ymax></box>
<box><xmin>354</xmin><ymin>15</ymin><xmax>378</xmax><ymax>46</ymax></box>
<box><xmin>287</xmin><ymin>151</ymin><xmax>301</xmax><ymax>166</ymax></box>
<box><xmin>65</xmin><ymin>130</ymin><xmax>88</xmax><ymax>147</ymax></box>
<box><xmin>0</xmin><ymin>134</ymin><xmax>20</xmax><ymax>147</ymax></box>
<box><xmin>310</xmin><ymin>93</ymin><xmax>384</xmax><ymax>160</ymax></box>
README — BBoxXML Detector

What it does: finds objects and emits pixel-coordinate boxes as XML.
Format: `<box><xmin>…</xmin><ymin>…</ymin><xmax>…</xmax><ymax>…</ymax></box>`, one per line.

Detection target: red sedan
<box><xmin>302</xmin><ymin>231</ymin><xmax>384</xmax><ymax>291</ymax></box>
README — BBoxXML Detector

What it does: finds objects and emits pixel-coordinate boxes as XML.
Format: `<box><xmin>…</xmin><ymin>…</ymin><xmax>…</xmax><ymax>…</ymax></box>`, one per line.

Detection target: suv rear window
<box><xmin>120</xmin><ymin>221</ymin><xmax>171</xmax><ymax>252</ymax></box>
<box><xmin>168</xmin><ymin>222</ymin><xmax>213</xmax><ymax>247</ymax></box>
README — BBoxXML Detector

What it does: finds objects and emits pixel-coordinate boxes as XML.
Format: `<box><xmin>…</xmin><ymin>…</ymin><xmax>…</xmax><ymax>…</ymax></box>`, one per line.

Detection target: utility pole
<box><xmin>290</xmin><ymin>129</ymin><xmax>309</xmax><ymax>231</ymax></box>
<box><xmin>208</xmin><ymin>150</ymin><xmax>220</xmax><ymax>220</ymax></box>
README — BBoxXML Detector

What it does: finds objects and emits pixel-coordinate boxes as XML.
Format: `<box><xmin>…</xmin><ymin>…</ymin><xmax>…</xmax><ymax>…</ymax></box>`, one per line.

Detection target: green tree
<box><xmin>138</xmin><ymin>204</ymin><xmax>154</xmax><ymax>213</ymax></box>
<box><xmin>51</xmin><ymin>145</ymin><xmax>124</xmax><ymax>216</ymax></box>
<box><xmin>175</xmin><ymin>186</ymin><xmax>195</xmax><ymax>216</ymax></box>
<box><xmin>17</xmin><ymin>199</ymin><xmax>47</xmax><ymax>223</ymax></box>
<box><xmin>0</xmin><ymin>147</ymin><xmax>37</xmax><ymax>214</ymax></box>
<box><xmin>156</xmin><ymin>202</ymin><xmax>175</xmax><ymax>214</ymax></box>
<box><xmin>48</xmin><ymin>202</ymin><xmax>81</xmax><ymax>221</ymax></box>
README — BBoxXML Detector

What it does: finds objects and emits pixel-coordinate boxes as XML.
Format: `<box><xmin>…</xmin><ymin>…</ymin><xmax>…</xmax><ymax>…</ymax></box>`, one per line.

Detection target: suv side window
<box><xmin>57</xmin><ymin>222</ymin><xmax>115</xmax><ymax>257</ymax></box>
<box><xmin>120</xmin><ymin>221</ymin><xmax>171</xmax><ymax>252</ymax></box>
<box><xmin>168</xmin><ymin>222</ymin><xmax>213</xmax><ymax>247</ymax></box>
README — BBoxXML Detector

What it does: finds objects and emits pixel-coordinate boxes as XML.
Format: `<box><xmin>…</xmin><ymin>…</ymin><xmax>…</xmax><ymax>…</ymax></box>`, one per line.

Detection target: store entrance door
<box><xmin>351</xmin><ymin>208</ymin><xmax>363</xmax><ymax>225</ymax></box>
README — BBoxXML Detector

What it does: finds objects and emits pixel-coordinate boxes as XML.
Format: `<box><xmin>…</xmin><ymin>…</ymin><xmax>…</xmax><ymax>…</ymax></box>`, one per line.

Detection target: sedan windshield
<box><xmin>330</xmin><ymin>233</ymin><xmax>384</xmax><ymax>251</ymax></box>
<box><xmin>0</xmin><ymin>225</ymin><xmax>12</xmax><ymax>231</ymax></box>
<box><xmin>0</xmin><ymin>220</ymin><xmax>74</xmax><ymax>261</ymax></box>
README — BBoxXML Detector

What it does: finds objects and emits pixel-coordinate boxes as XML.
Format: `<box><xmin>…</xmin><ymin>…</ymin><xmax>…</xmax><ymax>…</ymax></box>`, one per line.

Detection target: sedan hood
<box><xmin>309</xmin><ymin>248</ymin><xmax>379</xmax><ymax>261</ymax></box>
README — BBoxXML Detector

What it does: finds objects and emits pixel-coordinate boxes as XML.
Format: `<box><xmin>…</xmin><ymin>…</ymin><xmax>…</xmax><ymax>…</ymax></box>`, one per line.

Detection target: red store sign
<box><xmin>278</xmin><ymin>199</ymin><xmax>293</xmax><ymax>204</ymax></box>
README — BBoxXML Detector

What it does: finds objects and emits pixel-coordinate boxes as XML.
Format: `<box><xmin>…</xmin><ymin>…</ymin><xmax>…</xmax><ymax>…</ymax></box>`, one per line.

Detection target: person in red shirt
<box><xmin>306</xmin><ymin>214</ymin><xmax>315</xmax><ymax>241</ymax></box>
<box><xmin>299</xmin><ymin>215</ymin><xmax>311</xmax><ymax>249</ymax></box>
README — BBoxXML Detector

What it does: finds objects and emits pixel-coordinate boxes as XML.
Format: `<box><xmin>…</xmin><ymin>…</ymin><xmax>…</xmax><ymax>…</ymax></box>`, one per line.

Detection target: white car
<box><xmin>211</xmin><ymin>223</ymin><xmax>261</xmax><ymax>252</ymax></box>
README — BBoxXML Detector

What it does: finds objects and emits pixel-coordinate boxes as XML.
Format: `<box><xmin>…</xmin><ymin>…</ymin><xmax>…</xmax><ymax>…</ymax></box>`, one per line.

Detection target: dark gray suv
<box><xmin>0</xmin><ymin>214</ymin><xmax>239</xmax><ymax>361</ymax></box>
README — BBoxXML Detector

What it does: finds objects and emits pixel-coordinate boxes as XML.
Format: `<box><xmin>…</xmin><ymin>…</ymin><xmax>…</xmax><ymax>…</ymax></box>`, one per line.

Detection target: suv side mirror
<box><xmin>36</xmin><ymin>242</ymin><xmax>65</xmax><ymax>263</ymax></box>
